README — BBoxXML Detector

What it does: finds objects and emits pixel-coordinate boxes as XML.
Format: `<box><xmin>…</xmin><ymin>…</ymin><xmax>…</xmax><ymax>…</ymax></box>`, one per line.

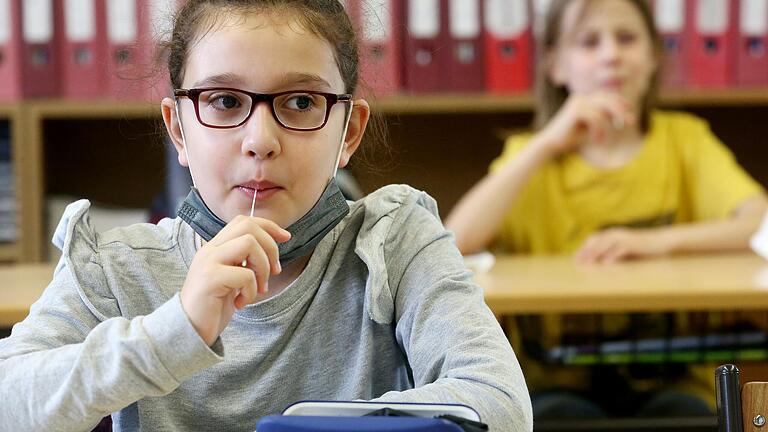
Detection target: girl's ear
<box><xmin>161</xmin><ymin>98</ymin><xmax>189</xmax><ymax>167</ymax></box>
<box><xmin>337</xmin><ymin>99</ymin><xmax>370</xmax><ymax>168</ymax></box>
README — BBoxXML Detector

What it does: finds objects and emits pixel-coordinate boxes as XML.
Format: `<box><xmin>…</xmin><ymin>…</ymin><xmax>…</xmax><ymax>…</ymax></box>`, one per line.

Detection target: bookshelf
<box><xmin>29</xmin><ymin>100</ymin><xmax>160</xmax><ymax>261</ymax></box>
<box><xmin>373</xmin><ymin>88</ymin><xmax>768</xmax><ymax>114</ymax></box>
<box><xmin>0</xmin><ymin>103</ymin><xmax>23</xmax><ymax>262</ymax></box>
<box><xmin>4</xmin><ymin>89</ymin><xmax>768</xmax><ymax>262</ymax></box>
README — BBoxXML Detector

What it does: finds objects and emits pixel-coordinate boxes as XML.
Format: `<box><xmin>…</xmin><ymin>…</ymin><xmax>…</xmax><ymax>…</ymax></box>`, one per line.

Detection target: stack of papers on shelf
<box><xmin>0</xmin><ymin>122</ymin><xmax>17</xmax><ymax>243</ymax></box>
<box><xmin>547</xmin><ymin>331</ymin><xmax>768</xmax><ymax>365</ymax></box>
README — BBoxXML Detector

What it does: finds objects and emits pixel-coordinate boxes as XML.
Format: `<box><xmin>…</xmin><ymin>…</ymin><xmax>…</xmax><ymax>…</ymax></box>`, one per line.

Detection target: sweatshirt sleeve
<box><xmin>365</xmin><ymin>187</ymin><xmax>533</xmax><ymax>432</ymax></box>
<box><xmin>0</xmin><ymin>200</ymin><xmax>223</xmax><ymax>431</ymax></box>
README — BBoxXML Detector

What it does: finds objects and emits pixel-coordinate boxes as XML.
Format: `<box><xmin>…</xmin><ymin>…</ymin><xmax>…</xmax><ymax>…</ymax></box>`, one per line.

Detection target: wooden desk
<box><xmin>0</xmin><ymin>263</ymin><xmax>54</xmax><ymax>327</ymax></box>
<box><xmin>2</xmin><ymin>253</ymin><xmax>768</xmax><ymax>327</ymax></box>
<box><xmin>477</xmin><ymin>252</ymin><xmax>768</xmax><ymax>315</ymax></box>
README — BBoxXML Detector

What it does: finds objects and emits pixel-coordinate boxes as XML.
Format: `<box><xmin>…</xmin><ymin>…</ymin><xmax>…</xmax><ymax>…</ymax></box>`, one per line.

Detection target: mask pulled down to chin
<box><xmin>177</xmin><ymin>179</ymin><xmax>349</xmax><ymax>266</ymax></box>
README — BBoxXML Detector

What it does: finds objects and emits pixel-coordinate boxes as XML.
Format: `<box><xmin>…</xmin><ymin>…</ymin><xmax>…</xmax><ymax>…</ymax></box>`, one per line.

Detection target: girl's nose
<box><xmin>600</xmin><ymin>36</ymin><xmax>621</xmax><ymax>62</ymax></box>
<box><xmin>241</xmin><ymin>102</ymin><xmax>281</xmax><ymax>159</ymax></box>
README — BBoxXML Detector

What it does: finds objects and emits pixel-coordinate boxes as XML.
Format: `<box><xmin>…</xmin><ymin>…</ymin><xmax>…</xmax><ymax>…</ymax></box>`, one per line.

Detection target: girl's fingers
<box><xmin>243</xmin><ymin>241</ymin><xmax>270</xmax><ymax>294</ymax></box>
<box><xmin>575</xmin><ymin>240</ymin><xmax>597</xmax><ymax>263</ymax></box>
<box><xmin>212</xmin><ymin>234</ymin><xmax>271</xmax><ymax>293</ymax></box>
<box><xmin>208</xmin><ymin>216</ymin><xmax>287</xmax><ymax>274</ymax></box>
<box><xmin>593</xmin><ymin>235</ymin><xmax>633</xmax><ymax>264</ymax></box>
<box><xmin>580</xmin><ymin>107</ymin><xmax>610</xmax><ymax>143</ymax></box>
<box><xmin>244</xmin><ymin>223</ymin><xmax>282</xmax><ymax>274</ymax></box>
<box><xmin>576</xmin><ymin>234</ymin><xmax>614</xmax><ymax>264</ymax></box>
<box><xmin>575</xmin><ymin>248</ymin><xmax>595</xmax><ymax>264</ymax></box>
<box><xmin>252</xmin><ymin>217</ymin><xmax>292</xmax><ymax>243</ymax></box>
<box><xmin>597</xmin><ymin>93</ymin><xmax>635</xmax><ymax>129</ymax></box>
<box><xmin>602</xmin><ymin>245</ymin><xmax>629</xmax><ymax>264</ymax></box>
<box><xmin>209</xmin><ymin>264</ymin><xmax>258</xmax><ymax>305</ymax></box>
<box><xmin>231</xmin><ymin>267</ymin><xmax>258</xmax><ymax>308</ymax></box>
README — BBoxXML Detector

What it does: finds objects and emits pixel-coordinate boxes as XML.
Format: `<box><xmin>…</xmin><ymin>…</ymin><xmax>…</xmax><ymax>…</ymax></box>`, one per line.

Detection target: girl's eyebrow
<box><xmin>275</xmin><ymin>72</ymin><xmax>332</xmax><ymax>89</ymax></box>
<box><xmin>190</xmin><ymin>72</ymin><xmax>332</xmax><ymax>90</ymax></box>
<box><xmin>192</xmin><ymin>73</ymin><xmax>245</xmax><ymax>88</ymax></box>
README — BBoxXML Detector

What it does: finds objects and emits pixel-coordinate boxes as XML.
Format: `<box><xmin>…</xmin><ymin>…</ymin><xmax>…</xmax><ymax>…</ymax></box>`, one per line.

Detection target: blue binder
<box><xmin>256</xmin><ymin>415</ymin><xmax>464</xmax><ymax>431</ymax></box>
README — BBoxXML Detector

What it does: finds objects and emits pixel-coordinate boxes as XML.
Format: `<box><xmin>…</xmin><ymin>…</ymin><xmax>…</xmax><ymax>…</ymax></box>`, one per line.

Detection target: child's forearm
<box><xmin>0</xmin><ymin>293</ymin><xmax>222</xmax><ymax>431</ymax></box>
<box><xmin>659</xmin><ymin>195</ymin><xmax>767</xmax><ymax>254</ymax></box>
<box><xmin>445</xmin><ymin>139</ymin><xmax>554</xmax><ymax>254</ymax></box>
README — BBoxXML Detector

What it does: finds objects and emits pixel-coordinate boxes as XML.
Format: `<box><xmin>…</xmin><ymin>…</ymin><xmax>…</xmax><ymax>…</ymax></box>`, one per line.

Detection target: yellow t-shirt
<box><xmin>490</xmin><ymin>110</ymin><xmax>763</xmax><ymax>408</ymax></box>
<box><xmin>490</xmin><ymin>110</ymin><xmax>762</xmax><ymax>254</ymax></box>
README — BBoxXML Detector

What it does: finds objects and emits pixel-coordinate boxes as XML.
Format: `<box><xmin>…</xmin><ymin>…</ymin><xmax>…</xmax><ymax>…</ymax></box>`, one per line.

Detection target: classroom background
<box><xmin>2</xmin><ymin>0</ymin><xmax>768</xmax><ymax>431</ymax></box>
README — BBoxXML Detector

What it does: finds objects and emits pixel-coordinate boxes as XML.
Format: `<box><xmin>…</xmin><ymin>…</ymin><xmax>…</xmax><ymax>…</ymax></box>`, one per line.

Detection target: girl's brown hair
<box><xmin>534</xmin><ymin>0</ymin><xmax>662</xmax><ymax>132</ymax></box>
<box><xmin>164</xmin><ymin>0</ymin><xmax>388</xmax><ymax>170</ymax></box>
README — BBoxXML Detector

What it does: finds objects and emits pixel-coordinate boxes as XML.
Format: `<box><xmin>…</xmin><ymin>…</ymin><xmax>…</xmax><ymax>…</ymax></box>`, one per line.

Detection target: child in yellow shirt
<box><xmin>447</xmin><ymin>0</ymin><xmax>767</xmax><ymax>420</ymax></box>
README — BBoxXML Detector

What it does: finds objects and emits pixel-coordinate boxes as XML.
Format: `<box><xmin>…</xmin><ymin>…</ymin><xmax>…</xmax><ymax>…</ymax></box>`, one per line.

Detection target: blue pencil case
<box><xmin>255</xmin><ymin>401</ymin><xmax>487</xmax><ymax>432</ymax></box>
<box><xmin>256</xmin><ymin>415</ymin><xmax>464</xmax><ymax>431</ymax></box>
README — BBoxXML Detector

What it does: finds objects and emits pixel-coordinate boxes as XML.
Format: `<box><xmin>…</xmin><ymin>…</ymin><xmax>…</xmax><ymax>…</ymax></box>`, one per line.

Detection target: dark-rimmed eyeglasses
<box><xmin>174</xmin><ymin>87</ymin><xmax>352</xmax><ymax>131</ymax></box>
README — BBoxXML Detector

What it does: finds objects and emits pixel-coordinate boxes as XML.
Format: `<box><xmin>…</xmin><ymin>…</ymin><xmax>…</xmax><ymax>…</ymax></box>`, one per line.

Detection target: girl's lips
<box><xmin>602</xmin><ymin>78</ymin><xmax>624</xmax><ymax>89</ymax></box>
<box><xmin>242</xmin><ymin>180</ymin><xmax>280</xmax><ymax>190</ymax></box>
<box><xmin>238</xmin><ymin>185</ymin><xmax>281</xmax><ymax>201</ymax></box>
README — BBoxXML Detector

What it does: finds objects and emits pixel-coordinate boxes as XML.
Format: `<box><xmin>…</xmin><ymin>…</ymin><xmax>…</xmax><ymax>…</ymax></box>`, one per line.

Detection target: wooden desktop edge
<box><xmin>2</xmin><ymin>252</ymin><xmax>768</xmax><ymax>327</ymax></box>
<box><xmin>476</xmin><ymin>252</ymin><xmax>768</xmax><ymax>315</ymax></box>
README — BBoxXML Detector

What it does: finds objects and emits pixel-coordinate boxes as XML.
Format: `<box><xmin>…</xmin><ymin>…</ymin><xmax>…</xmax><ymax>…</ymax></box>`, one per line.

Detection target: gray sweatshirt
<box><xmin>0</xmin><ymin>185</ymin><xmax>532</xmax><ymax>432</ymax></box>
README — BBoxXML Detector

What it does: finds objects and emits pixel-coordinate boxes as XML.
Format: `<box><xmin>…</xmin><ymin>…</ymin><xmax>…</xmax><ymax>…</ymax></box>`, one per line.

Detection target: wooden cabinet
<box><xmin>0</xmin><ymin>100</ymin><xmax>160</xmax><ymax>262</ymax></box>
<box><xmin>4</xmin><ymin>89</ymin><xmax>768</xmax><ymax>262</ymax></box>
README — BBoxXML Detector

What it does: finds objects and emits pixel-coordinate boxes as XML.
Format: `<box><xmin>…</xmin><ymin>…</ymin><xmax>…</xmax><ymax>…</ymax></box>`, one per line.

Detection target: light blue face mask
<box><xmin>174</xmin><ymin>100</ymin><xmax>354</xmax><ymax>266</ymax></box>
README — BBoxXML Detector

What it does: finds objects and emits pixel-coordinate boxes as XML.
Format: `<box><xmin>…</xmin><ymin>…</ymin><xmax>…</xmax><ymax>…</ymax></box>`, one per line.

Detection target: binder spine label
<box><xmin>696</xmin><ymin>0</ymin><xmax>729</xmax><ymax>33</ymax></box>
<box><xmin>150</xmin><ymin>0</ymin><xmax>176</xmax><ymax>42</ymax></box>
<box><xmin>107</xmin><ymin>0</ymin><xmax>137</xmax><ymax>43</ymax></box>
<box><xmin>409</xmin><ymin>0</ymin><xmax>440</xmax><ymax>38</ymax></box>
<box><xmin>65</xmin><ymin>0</ymin><xmax>95</xmax><ymax>41</ymax></box>
<box><xmin>0</xmin><ymin>0</ymin><xmax>10</xmax><ymax>44</ymax></box>
<box><xmin>741</xmin><ymin>0</ymin><xmax>768</xmax><ymax>35</ymax></box>
<box><xmin>23</xmin><ymin>0</ymin><xmax>53</xmax><ymax>43</ymax></box>
<box><xmin>362</xmin><ymin>0</ymin><xmax>390</xmax><ymax>43</ymax></box>
<box><xmin>655</xmin><ymin>0</ymin><xmax>685</xmax><ymax>32</ymax></box>
<box><xmin>450</xmin><ymin>0</ymin><xmax>480</xmax><ymax>38</ymax></box>
<box><xmin>486</xmin><ymin>0</ymin><xmax>528</xmax><ymax>37</ymax></box>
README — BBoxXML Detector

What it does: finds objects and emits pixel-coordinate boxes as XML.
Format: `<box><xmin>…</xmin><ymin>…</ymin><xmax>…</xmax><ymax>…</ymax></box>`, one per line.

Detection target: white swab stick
<box><xmin>242</xmin><ymin>190</ymin><xmax>257</xmax><ymax>267</ymax></box>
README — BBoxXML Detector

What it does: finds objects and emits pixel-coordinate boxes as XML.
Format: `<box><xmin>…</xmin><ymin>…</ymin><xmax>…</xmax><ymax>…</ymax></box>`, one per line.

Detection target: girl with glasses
<box><xmin>0</xmin><ymin>1</ymin><xmax>532</xmax><ymax>431</ymax></box>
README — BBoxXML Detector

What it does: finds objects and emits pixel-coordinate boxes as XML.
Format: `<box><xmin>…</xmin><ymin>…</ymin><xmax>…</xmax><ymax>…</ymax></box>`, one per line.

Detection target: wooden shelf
<box><xmin>373</xmin><ymin>93</ymin><xmax>535</xmax><ymax>114</ymax></box>
<box><xmin>372</xmin><ymin>87</ymin><xmax>768</xmax><ymax>114</ymax></box>
<box><xmin>0</xmin><ymin>103</ymin><xmax>21</xmax><ymax>117</ymax></box>
<box><xmin>0</xmin><ymin>243</ymin><xmax>20</xmax><ymax>262</ymax></box>
<box><xmin>657</xmin><ymin>87</ymin><xmax>768</xmax><ymax>106</ymax></box>
<box><xmin>25</xmin><ymin>99</ymin><xmax>159</xmax><ymax>119</ymax></box>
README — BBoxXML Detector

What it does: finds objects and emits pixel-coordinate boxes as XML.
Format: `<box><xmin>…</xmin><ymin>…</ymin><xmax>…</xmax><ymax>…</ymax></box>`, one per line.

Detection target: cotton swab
<box><xmin>250</xmin><ymin>188</ymin><xmax>257</xmax><ymax>217</ymax></box>
<box><xmin>242</xmin><ymin>189</ymin><xmax>257</xmax><ymax>267</ymax></box>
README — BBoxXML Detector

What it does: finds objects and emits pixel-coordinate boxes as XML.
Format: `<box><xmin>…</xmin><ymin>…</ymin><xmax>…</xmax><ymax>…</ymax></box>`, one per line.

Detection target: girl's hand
<box><xmin>180</xmin><ymin>215</ymin><xmax>291</xmax><ymax>346</ymax></box>
<box><xmin>535</xmin><ymin>92</ymin><xmax>635</xmax><ymax>157</ymax></box>
<box><xmin>574</xmin><ymin>227</ymin><xmax>671</xmax><ymax>264</ymax></box>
